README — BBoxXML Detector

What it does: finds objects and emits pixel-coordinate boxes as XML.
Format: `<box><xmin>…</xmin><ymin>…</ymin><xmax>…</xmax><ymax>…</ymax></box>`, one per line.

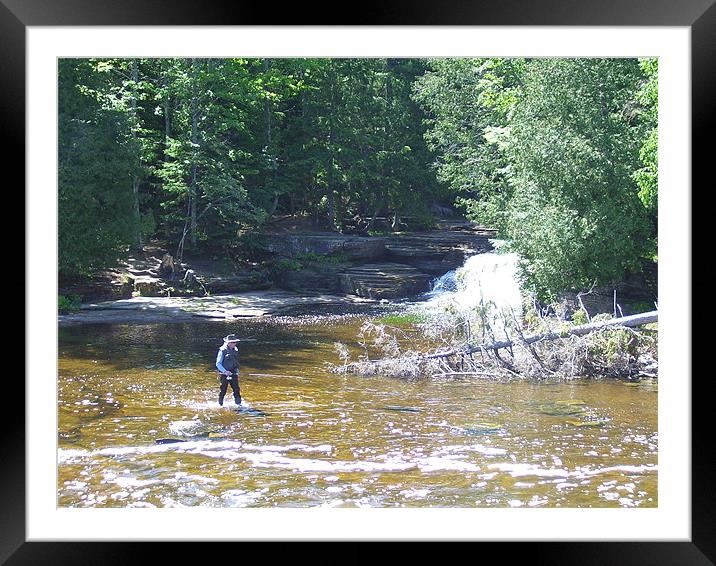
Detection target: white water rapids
<box><xmin>420</xmin><ymin>244</ymin><xmax>524</xmax><ymax>320</ymax></box>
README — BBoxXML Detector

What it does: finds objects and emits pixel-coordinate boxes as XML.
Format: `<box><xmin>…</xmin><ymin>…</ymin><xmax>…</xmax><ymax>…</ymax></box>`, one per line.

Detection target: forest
<box><xmin>58</xmin><ymin>57</ymin><xmax>657</xmax><ymax>300</ymax></box>
<box><xmin>56</xmin><ymin>57</ymin><xmax>662</xmax><ymax>511</ymax></box>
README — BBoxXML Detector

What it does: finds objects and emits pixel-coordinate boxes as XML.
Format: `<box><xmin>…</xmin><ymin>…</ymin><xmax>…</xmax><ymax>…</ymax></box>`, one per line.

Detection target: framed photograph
<box><xmin>8</xmin><ymin>0</ymin><xmax>708</xmax><ymax>562</ymax></box>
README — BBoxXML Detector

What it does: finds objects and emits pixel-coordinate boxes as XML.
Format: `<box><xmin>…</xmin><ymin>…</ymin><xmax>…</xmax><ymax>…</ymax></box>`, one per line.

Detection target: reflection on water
<box><xmin>58</xmin><ymin>313</ymin><xmax>657</xmax><ymax>508</ymax></box>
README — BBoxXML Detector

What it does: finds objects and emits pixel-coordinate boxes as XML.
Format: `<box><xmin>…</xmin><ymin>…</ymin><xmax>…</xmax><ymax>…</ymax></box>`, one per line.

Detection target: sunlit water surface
<box><xmin>58</xmin><ymin>311</ymin><xmax>657</xmax><ymax>508</ymax></box>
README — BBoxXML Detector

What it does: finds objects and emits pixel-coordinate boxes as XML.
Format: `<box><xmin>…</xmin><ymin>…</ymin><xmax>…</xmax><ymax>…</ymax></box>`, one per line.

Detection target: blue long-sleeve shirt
<box><xmin>216</xmin><ymin>348</ymin><xmax>227</xmax><ymax>373</ymax></box>
<box><xmin>216</xmin><ymin>345</ymin><xmax>240</xmax><ymax>374</ymax></box>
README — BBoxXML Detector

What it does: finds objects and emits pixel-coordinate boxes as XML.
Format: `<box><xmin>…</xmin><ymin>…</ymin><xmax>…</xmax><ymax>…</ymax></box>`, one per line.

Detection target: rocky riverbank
<box><xmin>59</xmin><ymin>220</ymin><xmax>497</xmax><ymax>308</ymax></box>
<box><xmin>58</xmin><ymin>216</ymin><xmax>658</xmax><ymax>326</ymax></box>
<box><xmin>58</xmin><ymin>290</ymin><xmax>381</xmax><ymax>325</ymax></box>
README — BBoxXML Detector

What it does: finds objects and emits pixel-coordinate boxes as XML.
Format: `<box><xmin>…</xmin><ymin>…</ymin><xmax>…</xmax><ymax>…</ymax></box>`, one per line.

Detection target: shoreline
<box><xmin>58</xmin><ymin>290</ymin><xmax>383</xmax><ymax>326</ymax></box>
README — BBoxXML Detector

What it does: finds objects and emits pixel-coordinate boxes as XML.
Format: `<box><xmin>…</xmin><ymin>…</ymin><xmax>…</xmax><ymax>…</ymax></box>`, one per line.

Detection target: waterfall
<box><xmin>428</xmin><ymin>269</ymin><xmax>458</xmax><ymax>294</ymax></box>
<box><xmin>421</xmin><ymin>245</ymin><xmax>523</xmax><ymax>320</ymax></box>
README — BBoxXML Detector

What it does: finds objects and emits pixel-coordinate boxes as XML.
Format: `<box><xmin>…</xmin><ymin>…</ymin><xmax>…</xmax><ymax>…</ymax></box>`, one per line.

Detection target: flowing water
<box><xmin>425</xmin><ymin>250</ymin><xmax>523</xmax><ymax>315</ymax></box>
<box><xmin>58</xmin><ymin>247</ymin><xmax>657</xmax><ymax>508</ymax></box>
<box><xmin>58</xmin><ymin>309</ymin><xmax>658</xmax><ymax>508</ymax></box>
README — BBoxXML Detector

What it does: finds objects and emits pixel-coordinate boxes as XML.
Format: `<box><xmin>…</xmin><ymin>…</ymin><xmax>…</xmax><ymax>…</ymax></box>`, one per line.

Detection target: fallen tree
<box><xmin>334</xmin><ymin>310</ymin><xmax>658</xmax><ymax>380</ymax></box>
<box><xmin>421</xmin><ymin>310</ymin><xmax>657</xmax><ymax>360</ymax></box>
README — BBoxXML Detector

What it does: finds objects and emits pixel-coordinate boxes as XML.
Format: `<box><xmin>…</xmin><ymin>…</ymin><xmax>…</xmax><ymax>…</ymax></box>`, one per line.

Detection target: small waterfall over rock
<box><xmin>422</xmin><ymin>243</ymin><xmax>523</xmax><ymax>319</ymax></box>
<box><xmin>428</xmin><ymin>270</ymin><xmax>458</xmax><ymax>294</ymax></box>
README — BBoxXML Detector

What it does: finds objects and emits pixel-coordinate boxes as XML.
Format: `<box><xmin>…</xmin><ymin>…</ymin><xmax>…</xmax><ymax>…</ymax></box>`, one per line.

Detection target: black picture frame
<box><xmin>7</xmin><ymin>0</ymin><xmax>709</xmax><ymax>563</ymax></box>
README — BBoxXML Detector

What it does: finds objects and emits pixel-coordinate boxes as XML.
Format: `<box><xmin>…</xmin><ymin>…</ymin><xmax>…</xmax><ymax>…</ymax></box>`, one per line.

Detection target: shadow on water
<box><xmin>58</xmin><ymin>319</ymin><xmax>330</xmax><ymax>373</ymax></box>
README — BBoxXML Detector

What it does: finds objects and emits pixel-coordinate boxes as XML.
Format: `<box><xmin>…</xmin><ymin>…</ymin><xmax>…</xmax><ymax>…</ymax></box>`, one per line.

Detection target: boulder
<box><xmin>113</xmin><ymin>274</ymin><xmax>135</xmax><ymax>300</ymax></box>
<box><xmin>134</xmin><ymin>277</ymin><xmax>167</xmax><ymax>297</ymax></box>
<box><xmin>59</xmin><ymin>271</ymin><xmax>134</xmax><ymax>302</ymax></box>
<box><xmin>273</xmin><ymin>264</ymin><xmax>344</xmax><ymax>294</ymax></box>
<box><xmin>339</xmin><ymin>263</ymin><xmax>432</xmax><ymax>299</ymax></box>
<box><xmin>203</xmin><ymin>273</ymin><xmax>272</xmax><ymax>293</ymax></box>
<box><xmin>266</xmin><ymin>234</ymin><xmax>387</xmax><ymax>261</ymax></box>
<box><xmin>158</xmin><ymin>254</ymin><xmax>183</xmax><ymax>280</ymax></box>
<box><xmin>384</xmin><ymin>232</ymin><xmax>493</xmax><ymax>259</ymax></box>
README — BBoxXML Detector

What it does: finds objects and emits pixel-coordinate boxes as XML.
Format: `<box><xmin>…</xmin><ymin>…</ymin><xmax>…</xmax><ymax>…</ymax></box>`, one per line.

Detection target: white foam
<box><xmin>488</xmin><ymin>462</ymin><xmax>658</xmax><ymax>479</ymax></box>
<box><xmin>58</xmin><ymin>449</ymin><xmax>89</xmax><ymax>464</ymax></box>
<box><xmin>168</xmin><ymin>419</ymin><xmax>203</xmax><ymax>435</ymax></box>
<box><xmin>425</xmin><ymin>250</ymin><xmax>523</xmax><ymax>317</ymax></box>
<box><xmin>488</xmin><ymin>462</ymin><xmax>572</xmax><ymax>478</ymax></box>
<box><xmin>184</xmin><ymin>399</ymin><xmax>251</xmax><ymax>411</ymax></box>
<box><xmin>59</xmin><ymin>440</ymin><xmax>337</xmax><ymax>465</ymax></box>
<box><xmin>239</xmin><ymin>443</ymin><xmax>333</xmax><ymax>454</ymax></box>
<box><xmin>416</xmin><ymin>456</ymin><xmax>482</xmax><ymax>472</ymax></box>
<box><xmin>189</xmin><ymin>449</ymin><xmax>418</xmax><ymax>473</ymax></box>
<box><xmin>112</xmin><ymin>476</ymin><xmax>160</xmax><ymax>488</ymax></box>
<box><xmin>434</xmin><ymin>444</ymin><xmax>508</xmax><ymax>457</ymax></box>
<box><xmin>221</xmin><ymin>489</ymin><xmax>266</xmax><ymax>507</ymax></box>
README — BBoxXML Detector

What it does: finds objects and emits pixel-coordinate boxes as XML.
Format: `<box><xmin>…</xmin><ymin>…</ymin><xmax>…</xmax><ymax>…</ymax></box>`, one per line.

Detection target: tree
<box><xmin>297</xmin><ymin>58</ymin><xmax>442</xmax><ymax>232</ymax></box>
<box><xmin>633</xmin><ymin>58</ymin><xmax>658</xmax><ymax>255</ymax></box>
<box><xmin>155</xmin><ymin>58</ymin><xmax>269</xmax><ymax>259</ymax></box>
<box><xmin>414</xmin><ymin>58</ymin><xmax>656</xmax><ymax>299</ymax></box>
<box><xmin>58</xmin><ymin>57</ymin><xmax>446</xmax><ymax>270</ymax></box>
<box><xmin>58</xmin><ymin>59</ymin><xmax>138</xmax><ymax>276</ymax></box>
<box><xmin>413</xmin><ymin>58</ymin><xmax>522</xmax><ymax>229</ymax></box>
<box><xmin>503</xmin><ymin>58</ymin><xmax>651</xmax><ymax>298</ymax></box>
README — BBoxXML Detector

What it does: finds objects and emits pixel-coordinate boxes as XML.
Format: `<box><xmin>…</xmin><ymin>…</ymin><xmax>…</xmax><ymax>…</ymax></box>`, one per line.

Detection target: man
<box><xmin>215</xmin><ymin>334</ymin><xmax>242</xmax><ymax>407</ymax></box>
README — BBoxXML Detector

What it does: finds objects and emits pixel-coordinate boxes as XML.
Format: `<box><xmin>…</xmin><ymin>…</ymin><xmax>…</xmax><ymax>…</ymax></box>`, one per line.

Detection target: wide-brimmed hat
<box><xmin>223</xmin><ymin>334</ymin><xmax>240</xmax><ymax>343</ymax></box>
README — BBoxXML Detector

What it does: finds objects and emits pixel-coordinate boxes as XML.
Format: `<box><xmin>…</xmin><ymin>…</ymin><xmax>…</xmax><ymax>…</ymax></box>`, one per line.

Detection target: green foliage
<box><xmin>154</xmin><ymin>58</ymin><xmax>273</xmax><ymax>249</ymax></box>
<box><xmin>632</xmin><ymin>58</ymin><xmax>658</xmax><ymax>256</ymax></box>
<box><xmin>504</xmin><ymin>59</ymin><xmax>651</xmax><ymax>298</ymax></box>
<box><xmin>413</xmin><ymin>58</ymin><xmax>523</xmax><ymax>230</ymax></box>
<box><xmin>376</xmin><ymin>313</ymin><xmax>427</xmax><ymax>327</ymax></box>
<box><xmin>140</xmin><ymin>212</ymin><xmax>156</xmax><ymax>239</ymax></box>
<box><xmin>587</xmin><ymin>327</ymin><xmax>636</xmax><ymax>365</ymax></box>
<box><xmin>630</xmin><ymin>301</ymin><xmax>656</xmax><ymax>314</ymax></box>
<box><xmin>295</xmin><ymin>251</ymin><xmax>349</xmax><ymax>265</ymax></box>
<box><xmin>58</xmin><ymin>57</ymin><xmax>446</xmax><ymax>276</ymax></box>
<box><xmin>58</xmin><ymin>59</ymin><xmax>139</xmax><ymax>276</ymax></box>
<box><xmin>273</xmin><ymin>258</ymin><xmax>304</xmax><ymax>272</ymax></box>
<box><xmin>292</xmin><ymin>58</ymin><xmax>445</xmax><ymax>233</ymax></box>
<box><xmin>415</xmin><ymin>57</ymin><xmax>657</xmax><ymax>299</ymax></box>
<box><xmin>571</xmin><ymin>309</ymin><xmax>589</xmax><ymax>325</ymax></box>
<box><xmin>233</xmin><ymin>231</ymin><xmax>268</xmax><ymax>259</ymax></box>
<box><xmin>58</xmin><ymin>56</ymin><xmax>657</xmax><ymax>301</ymax></box>
<box><xmin>58</xmin><ymin>294</ymin><xmax>82</xmax><ymax>313</ymax></box>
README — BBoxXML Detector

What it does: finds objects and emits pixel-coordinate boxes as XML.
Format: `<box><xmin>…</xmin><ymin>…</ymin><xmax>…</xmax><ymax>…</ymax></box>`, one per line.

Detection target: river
<box><xmin>58</xmin><ymin>307</ymin><xmax>657</xmax><ymax>508</ymax></box>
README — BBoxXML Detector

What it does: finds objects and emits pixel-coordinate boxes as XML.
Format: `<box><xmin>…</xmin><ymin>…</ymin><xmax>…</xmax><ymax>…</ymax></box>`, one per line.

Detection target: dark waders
<box><xmin>217</xmin><ymin>341</ymin><xmax>242</xmax><ymax>406</ymax></box>
<box><xmin>219</xmin><ymin>372</ymin><xmax>241</xmax><ymax>406</ymax></box>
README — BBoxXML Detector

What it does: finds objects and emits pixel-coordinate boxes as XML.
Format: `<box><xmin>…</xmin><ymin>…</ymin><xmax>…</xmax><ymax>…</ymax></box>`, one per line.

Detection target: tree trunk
<box><xmin>130</xmin><ymin>59</ymin><xmax>144</xmax><ymax>251</ymax></box>
<box><xmin>327</xmin><ymin>64</ymin><xmax>339</xmax><ymax>232</ymax></box>
<box><xmin>264</xmin><ymin>59</ymin><xmax>279</xmax><ymax>217</ymax></box>
<box><xmin>267</xmin><ymin>192</ymin><xmax>280</xmax><ymax>217</ymax></box>
<box><xmin>132</xmin><ymin>177</ymin><xmax>142</xmax><ymax>250</ymax></box>
<box><xmin>364</xmin><ymin>192</ymin><xmax>384</xmax><ymax>233</ymax></box>
<box><xmin>189</xmin><ymin>58</ymin><xmax>199</xmax><ymax>249</ymax></box>
<box><xmin>327</xmin><ymin>188</ymin><xmax>336</xmax><ymax>231</ymax></box>
<box><xmin>164</xmin><ymin>94</ymin><xmax>171</xmax><ymax>160</ymax></box>
<box><xmin>345</xmin><ymin>311</ymin><xmax>659</xmax><ymax>372</ymax></box>
<box><xmin>426</xmin><ymin>310</ymin><xmax>659</xmax><ymax>361</ymax></box>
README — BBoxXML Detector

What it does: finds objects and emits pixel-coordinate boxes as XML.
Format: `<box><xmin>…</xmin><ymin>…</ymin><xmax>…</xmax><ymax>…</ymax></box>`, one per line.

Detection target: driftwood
<box><xmin>343</xmin><ymin>310</ymin><xmax>658</xmax><ymax>371</ymax></box>
<box><xmin>424</xmin><ymin>310</ymin><xmax>658</xmax><ymax>360</ymax></box>
<box><xmin>182</xmin><ymin>269</ymin><xmax>209</xmax><ymax>296</ymax></box>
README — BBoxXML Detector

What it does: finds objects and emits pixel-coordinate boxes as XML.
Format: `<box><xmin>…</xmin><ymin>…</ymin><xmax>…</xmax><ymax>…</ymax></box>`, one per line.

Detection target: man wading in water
<box><xmin>215</xmin><ymin>334</ymin><xmax>242</xmax><ymax>407</ymax></box>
